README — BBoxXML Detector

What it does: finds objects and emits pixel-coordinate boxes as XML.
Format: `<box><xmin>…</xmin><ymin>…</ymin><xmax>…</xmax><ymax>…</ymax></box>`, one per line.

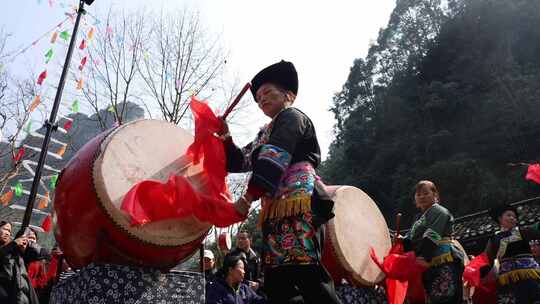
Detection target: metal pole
<box><xmin>17</xmin><ymin>0</ymin><xmax>87</xmax><ymax>238</ymax></box>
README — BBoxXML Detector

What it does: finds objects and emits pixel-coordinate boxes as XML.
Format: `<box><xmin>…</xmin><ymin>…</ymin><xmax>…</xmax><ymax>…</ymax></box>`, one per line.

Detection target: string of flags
<box><xmin>1</xmin><ymin>1</ymin><xmax>106</xmax><ymax>232</ymax></box>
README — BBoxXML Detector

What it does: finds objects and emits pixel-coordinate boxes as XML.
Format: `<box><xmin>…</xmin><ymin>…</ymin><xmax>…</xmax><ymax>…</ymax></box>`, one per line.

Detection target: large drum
<box><xmin>54</xmin><ymin>119</ymin><xmax>211</xmax><ymax>269</ymax></box>
<box><xmin>322</xmin><ymin>186</ymin><xmax>391</xmax><ymax>286</ymax></box>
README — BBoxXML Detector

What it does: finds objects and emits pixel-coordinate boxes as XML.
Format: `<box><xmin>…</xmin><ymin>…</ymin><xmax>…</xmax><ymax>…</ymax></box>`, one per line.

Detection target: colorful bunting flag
<box><xmin>24</xmin><ymin>121</ymin><xmax>32</xmax><ymax>134</ymax></box>
<box><xmin>76</xmin><ymin>78</ymin><xmax>83</xmax><ymax>90</ymax></box>
<box><xmin>37</xmin><ymin>70</ymin><xmax>47</xmax><ymax>85</ymax></box>
<box><xmin>63</xmin><ymin>120</ymin><xmax>73</xmax><ymax>130</ymax></box>
<box><xmin>50</xmin><ymin>175</ymin><xmax>58</xmax><ymax>190</ymax></box>
<box><xmin>78</xmin><ymin>56</ymin><xmax>87</xmax><ymax>71</ymax></box>
<box><xmin>106</xmin><ymin>26</ymin><xmax>113</xmax><ymax>35</ymax></box>
<box><xmin>45</xmin><ymin>49</ymin><xmax>54</xmax><ymax>63</ymax></box>
<box><xmin>59</xmin><ymin>31</ymin><xmax>70</xmax><ymax>42</ymax></box>
<box><xmin>13</xmin><ymin>147</ymin><xmax>25</xmax><ymax>162</ymax></box>
<box><xmin>50</xmin><ymin>32</ymin><xmax>58</xmax><ymax>44</ymax></box>
<box><xmin>143</xmin><ymin>52</ymin><xmax>149</xmax><ymax>61</ymax></box>
<box><xmin>87</xmin><ymin>27</ymin><xmax>95</xmax><ymax>41</ymax></box>
<box><xmin>71</xmin><ymin>100</ymin><xmax>79</xmax><ymax>112</ymax></box>
<box><xmin>79</xmin><ymin>39</ymin><xmax>87</xmax><ymax>50</ymax></box>
<box><xmin>14</xmin><ymin>182</ymin><xmax>23</xmax><ymax>197</ymax></box>
<box><xmin>0</xmin><ymin>190</ymin><xmax>13</xmax><ymax>206</ymax></box>
<box><xmin>56</xmin><ymin>145</ymin><xmax>66</xmax><ymax>157</ymax></box>
<box><xmin>41</xmin><ymin>215</ymin><xmax>52</xmax><ymax>232</ymax></box>
<box><xmin>38</xmin><ymin>192</ymin><xmax>50</xmax><ymax>209</ymax></box>
<box><xmin>29</xmin><ymin>95</ymin><xmax>41</xmax><ymax>112</ymax></box>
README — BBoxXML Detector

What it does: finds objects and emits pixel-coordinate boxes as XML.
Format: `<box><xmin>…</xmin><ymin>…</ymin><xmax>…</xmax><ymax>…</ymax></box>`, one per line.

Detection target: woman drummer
<box><xmin>219</xmin><ymin>60</ymin><xmax>341</xmax><ymax>304</ymax></box>
<box><xmin>402</xmin><ymin>180</ymin><xmax>465</xmax><ymax>303</ymax></box>
<box><xmin>482</xmin><ymin>204</ymin><xmax>540</xmax><ymax>303</ymax></box>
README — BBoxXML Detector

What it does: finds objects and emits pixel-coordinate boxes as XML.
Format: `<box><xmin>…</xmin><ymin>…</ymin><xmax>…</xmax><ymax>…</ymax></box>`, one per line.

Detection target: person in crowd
<box><xmin>205</xmin><ymin>253</ymin><xmax>266</xmax><ymax>304</ymax></box>
<box><xmin>402</xmin><ymin>180</ymin><xmax>465</xmax><ymax>304</ymax></box>
<box><xmin>218</xmin><ymin>60</ymin><xmax>340</xmax><ymax>304</ymax></box>
<box><xmin>481</xmin><ymin>204</ymin><xmax>540</xmax><ymax>303</ymax></box>
<box><xmin>230</xmin><ymin>231</ymin><xmax>261</xmax><ymax>289</ymax></box>
<box><xmin>202</xmin><ymin>249</ymin><xmax>217</xmax><ymax>282</ymax></box>
<box><xmin>0</xmin><ymin>221</ymin><xmax>50</xmax><ymax>304</ymax></box>
<box><xmin>530</xmin><ymin>239</ymin><xmax>540</xmax><ymax>264</ymax></box>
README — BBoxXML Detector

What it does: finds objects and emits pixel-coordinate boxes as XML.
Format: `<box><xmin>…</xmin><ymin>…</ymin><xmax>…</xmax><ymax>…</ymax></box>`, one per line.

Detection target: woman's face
<box><xmin>499</xmin><ymin>210</ymin><xmax>517</xmax><ymax>230</ymax></box>
<box><xmin>255</xmin><ymin>83</ymin><xmax>290</xmax><ymax>118</ymax></box>
<box><xmin>0</xmin><ymin>223</ymin><xmax>12</xmax><ymax>245</ymax></box>
<box><xmin>414</xmin><ymin>185</ymin><xmax>438</xmax><ymax>211</ymax></box>
<box><xmin>228</xmin><ymin>260</ymin><xmax>245</xmax><ymax>284</ymax></box>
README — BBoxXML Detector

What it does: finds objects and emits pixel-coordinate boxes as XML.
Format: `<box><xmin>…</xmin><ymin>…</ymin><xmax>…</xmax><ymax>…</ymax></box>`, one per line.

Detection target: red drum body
<box><xmin>322</xmin><ymin>186</ymin><xmax>391</xmax><ymax>286</ymax></box>
<box><xmin>54</xmin><ymin>119</ymin><xmax>211</xmax><ymax>270</ymax></box>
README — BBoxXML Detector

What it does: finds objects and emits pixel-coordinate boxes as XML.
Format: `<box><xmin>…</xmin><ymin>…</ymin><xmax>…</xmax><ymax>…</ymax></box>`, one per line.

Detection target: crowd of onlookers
<box><xmin>0</xmin><ymin>220</ymin><xmax>70</xmax><ymax>304</ymax></box>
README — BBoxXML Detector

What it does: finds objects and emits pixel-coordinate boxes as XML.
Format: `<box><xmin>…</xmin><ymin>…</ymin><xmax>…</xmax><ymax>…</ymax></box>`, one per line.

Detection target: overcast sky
<box><xmin>2</xmin><ymin>0</ymin><xmax>395</xmax><ymax>157</ymax></box>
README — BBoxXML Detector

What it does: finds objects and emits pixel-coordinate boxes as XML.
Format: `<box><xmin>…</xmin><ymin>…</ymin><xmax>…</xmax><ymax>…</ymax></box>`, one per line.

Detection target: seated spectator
<box><xmin>206</xmin><ymin>253</ymin><xmax>266</xmax><ymax>304</ymax></box>
<box><xmin>0</xmin><ymin>221</ymin><xmax>50</xmax><ymax>304</ymax></box>
<box><xmin>230</xmin><ymin>231</ymin><xmax>261</xmax><ymax>290</ymax></box>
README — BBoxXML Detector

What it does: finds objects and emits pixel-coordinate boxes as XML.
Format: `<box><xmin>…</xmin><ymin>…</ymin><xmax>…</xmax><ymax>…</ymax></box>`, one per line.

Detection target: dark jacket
<box><xmin>229</xmin><ymin>248</ymin><xmax>260</xmax><ymax>283</ymax></box>
<box><xmin>0</xmin><ymin>241</ymin><xmax>50</xmax><ymax>304</ymax></box>
<box><xmin>206</xmin><ymin>277</ymin><xmax>266</xmax><ymax>304</ymax></box>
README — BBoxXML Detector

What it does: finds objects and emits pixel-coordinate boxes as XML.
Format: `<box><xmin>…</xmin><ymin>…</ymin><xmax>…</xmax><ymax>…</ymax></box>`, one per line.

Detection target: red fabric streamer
<box><xmin>41</xmin><ymin>215</ymin><xmax>52</xmax><ymax>232</ymax></box>
<box><xmin>13</xmin><ymin>147</ymin><xmax>25</xmax><ymax>162</ymax></box>
<box><xmin>120</xmin><ymin>97</ymin><xmax>244</xmax><ymax>227</ymax></box>
<box><xmin>526</xmin><ymin>164</ymin><xmax>540</xmax><ymax>185</ymax></box>
<box><xmin>27</xmin><ymin>261</ymin><xmax>47</xmax><ymax>288</ymax></box>
<box><xmin>463</xmin><ymin>252</ymin><xmax>489</xmax><ymax>288</ymax></box>
<box><xmin>37</xmin><ymin>70</ymin><xmax>47</xmax><ymax>85</ymax></box>
<box><xmin>371</xmin><ymin>243</ymin><xmax>428</xmax><ymax>304</ymax></box>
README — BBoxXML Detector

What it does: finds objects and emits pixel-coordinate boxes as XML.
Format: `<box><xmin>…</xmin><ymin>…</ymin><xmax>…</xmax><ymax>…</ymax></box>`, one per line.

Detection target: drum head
<box><xmin>93</xmin><ymin>119</ymin><xmax>211</xmax><ymax>246</ymax></box>
<box><xmin>327</xmin><ymin>186</ymin><xmax>391</xmax><ymax>285</ymax></box>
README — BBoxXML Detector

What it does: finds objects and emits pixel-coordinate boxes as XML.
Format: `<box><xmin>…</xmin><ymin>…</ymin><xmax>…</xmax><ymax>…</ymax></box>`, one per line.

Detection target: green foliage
<box><xmin>322</xmin><ymin>0</ymin><xmax>540</xmax><ymax>228</ymax></box>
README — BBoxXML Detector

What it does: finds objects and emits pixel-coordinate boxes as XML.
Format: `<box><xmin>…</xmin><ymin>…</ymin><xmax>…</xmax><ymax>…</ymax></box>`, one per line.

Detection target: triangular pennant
<box><xmin>87</xmin><ymin>27</ymin><xmax>95</xmax><ymax>41</ymax></box>
<box><xmin>24</xmin><ymin>121</ymin><xmax>33</xmax><ymax>134</ymax></box>
<box><xmin>56</xmin><ymin>145</ymin><xmax>66</xmax><ymax>157</ymax></box>
<box><xmin>76</xmin><ymin>78</ymin><xmax>84</xmax><ymax>90</ymax></box>
<box><xmin>37</xmin><ymin>70</ymin><xmax>47</xmax><ymax>85</ymax></box>
<box><xmin>59</xmin><ymin>31</ymin><xmax>70</xmax><ymax>42</ymax></box>
<box><xmin>50</xmin><ymin>32</ymin><xmax>58</xmax><ymax>44</ymax></box>
<box><xmin>71</xmin><ymin>100</ymin><xmax>79</xmax><ymax>113</ymax></box>
<box><xmin>41</xmin><ymin>215</ymin><xmax>52</xmax><ymax>232</ymax></box>
<box><xmin>63</xmin><ymin>120</ymin><xmax>73</xmax><ymax>130</ymax></box>
<box><xmin>13</xmin><ymin>147</ymin><xmax>25</xmax><ymax>162</ymax></box>
<box><xmin>79</xmin><ymin>39</ymin><xmax>87</xmax><ymax>50</ymax></box>
<box><xmin>14</xmin><ymin>182</ymin><xmax>23</xmax><ymax>197</ymax></box>
<box><xmin>0</xmin><ymin>190</ymin><xmax>13</xmax><ymax>206</ymax></box>
<box><xmin>38</xmin><ymin>192</ymin><xmax>50</xmax><ymax>209</ymax></box>
<box><xmin>107</xmin><ymin>105</ymin><xmax>115</xmax><ymax>113</ymax></box>
<box><xmin>45</xmin><ymin>49</ymin><xmax>54</xmax><ymax>63</ymax></box>
<box><xmin>50</xmin><ymin>175</ymin><xmax>58</xmax><ymax>190</ymax></box>
<box><xmin>78</xmin><ymin>56</ymin><xmax>87</xmax><ymax>71</ymax></box>
<box><xmin>29</xmin><ymin>95</ymin><xmax>41</xmax><ymax>112</ymax></box>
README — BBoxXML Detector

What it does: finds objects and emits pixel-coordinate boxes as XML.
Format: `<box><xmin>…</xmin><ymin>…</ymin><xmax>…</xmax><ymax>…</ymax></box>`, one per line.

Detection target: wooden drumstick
<box><xmin>394</xmin><ymin>213</ymin><xmax>402</xmax><ymax>241</ymax></box>
<box><xmin>222</xmin><ymin>83</ymin><xmax>251</xmax><ymax>120</ymax></box>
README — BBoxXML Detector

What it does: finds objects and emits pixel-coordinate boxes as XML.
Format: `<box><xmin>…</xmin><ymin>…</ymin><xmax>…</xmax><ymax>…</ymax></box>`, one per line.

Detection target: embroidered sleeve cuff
<box><xmin>251</xmin><ymin>144</ymin><xmax>292</xmax><ymax>195</ymax></box>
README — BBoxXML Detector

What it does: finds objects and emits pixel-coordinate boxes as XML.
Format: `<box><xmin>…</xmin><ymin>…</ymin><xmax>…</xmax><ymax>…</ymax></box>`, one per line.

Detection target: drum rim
<box><xmin>326</xmin><ymin>185</ymin><xmax>390</xmax><ymax>286</ymax></box>
<box><xmin>91</xmin><ymin>119</ymin><xmax>211</xmax><ymax>247</ymax></box>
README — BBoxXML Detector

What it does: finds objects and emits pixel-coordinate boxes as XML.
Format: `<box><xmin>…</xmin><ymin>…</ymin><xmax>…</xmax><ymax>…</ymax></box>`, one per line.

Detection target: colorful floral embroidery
<box><xmin>423</xmin><ymin>263</ymin><xmax>461</xmax><ymax>303</ymax></box>
<box><xmin>262</xmin><ymin>212</ymin><xmax>318</xmax><ymax>267</ymax></box>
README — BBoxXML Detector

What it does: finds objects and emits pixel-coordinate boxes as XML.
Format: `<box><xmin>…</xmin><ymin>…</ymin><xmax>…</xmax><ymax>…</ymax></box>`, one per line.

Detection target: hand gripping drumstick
<box><xmin>394</xmin><ymin>213</ymin><xmax>402</xmax><ymax>242</ymax></box>
<box><xmin>222</xmin><ymin>83</ymin><xmax>251</xmax><ymax>120</ymax></box>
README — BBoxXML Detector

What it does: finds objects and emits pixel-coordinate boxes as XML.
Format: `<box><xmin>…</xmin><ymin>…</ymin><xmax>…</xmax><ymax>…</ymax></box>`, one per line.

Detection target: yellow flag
<box><xmin>88</xmin><ymin>27</ymin><xmax>95</xmax><ymax>41</ymax></box>
<box><xmin>76</xmin><ymin>78</ymin><xmax>84</xmax><ymax>90</ymax></box>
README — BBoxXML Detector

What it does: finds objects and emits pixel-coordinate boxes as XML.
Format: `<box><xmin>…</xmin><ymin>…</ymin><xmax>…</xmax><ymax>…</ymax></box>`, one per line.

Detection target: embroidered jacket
<box><xmin>484</xmin><ymin>224</ymin><xmax>540</xmax><ymax>285</ymax></box>
<box><xmin>404</xmin><ymin>203</ymin><xmax>463</xmax><ymax>266</ymax></box>
<box><xmin>225</xmin><ymin>107</ymin><xmax>333</xmax><ymax>267</ymax></box>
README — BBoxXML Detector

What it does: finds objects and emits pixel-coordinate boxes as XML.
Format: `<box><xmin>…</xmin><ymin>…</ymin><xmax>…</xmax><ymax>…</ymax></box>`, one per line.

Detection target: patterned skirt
<box><xmin>496</xmin><ymin>256</ymin><xmax>540</xmax><ymax>303</ymax></box>
<box><xmin>422</xmin><ymin>261</ymin><xmax>463</xmax><ymax>304</ymax></box>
